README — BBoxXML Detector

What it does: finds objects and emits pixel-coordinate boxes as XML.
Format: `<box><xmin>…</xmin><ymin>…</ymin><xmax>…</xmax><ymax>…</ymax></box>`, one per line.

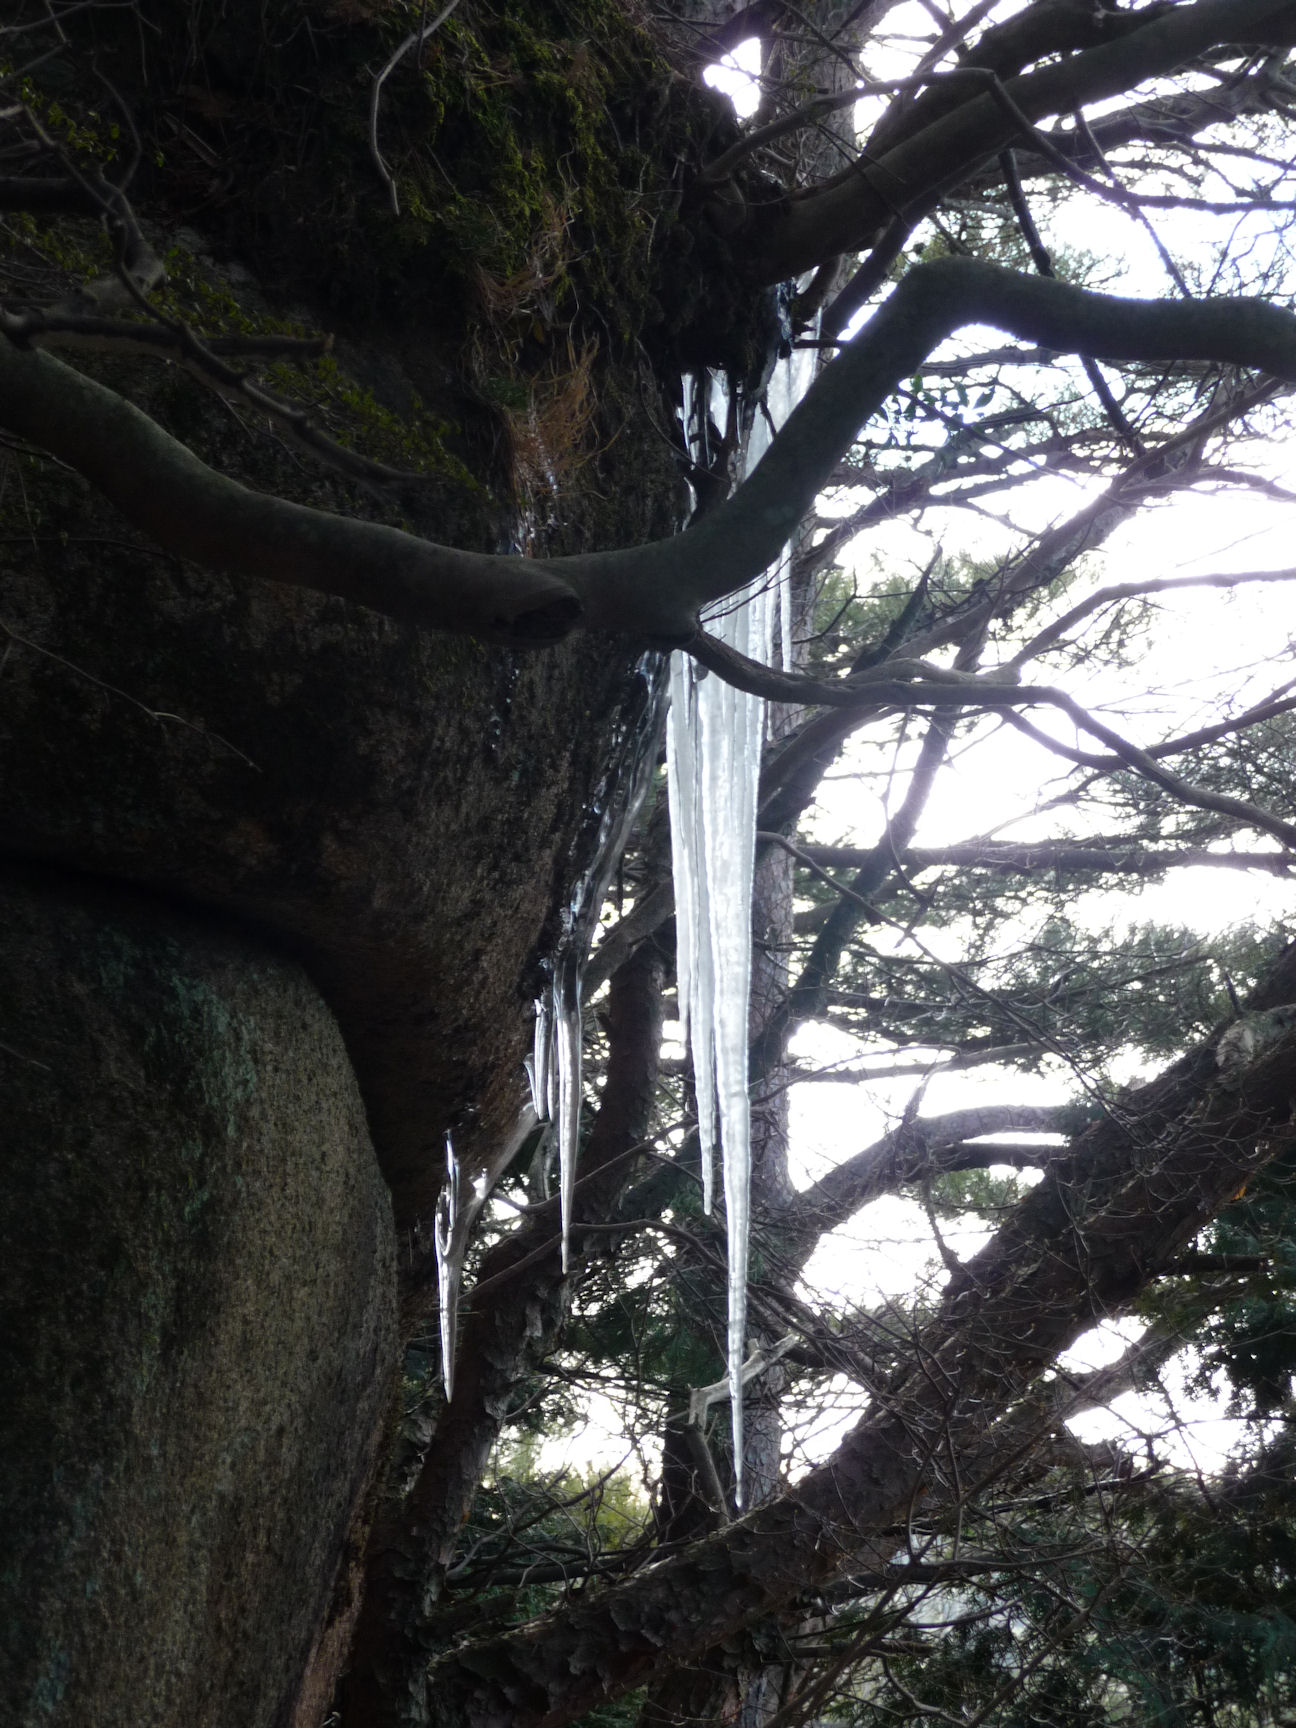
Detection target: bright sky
<box><xmin>552</xmin><ymin>10</ymin><xmax>1296</xmax><ymax>1484</ymax></box>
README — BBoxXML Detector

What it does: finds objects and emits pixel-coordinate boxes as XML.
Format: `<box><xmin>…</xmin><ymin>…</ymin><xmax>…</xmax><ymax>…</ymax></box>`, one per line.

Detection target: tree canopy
<box><xmin>5</xmin><ymin>2</ymin><xmax>1296</xmax><ymax>1727</ymax></box>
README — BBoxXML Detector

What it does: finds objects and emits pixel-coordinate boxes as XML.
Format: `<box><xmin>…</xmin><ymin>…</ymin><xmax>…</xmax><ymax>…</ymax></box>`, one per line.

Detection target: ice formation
<box><xmin>441</xmin><ymin>658</ymin><xmax>663</xmax><ymax>1401</ymax></box>
<box><xmin>528</xmin><ymin>656</ymin><xmax>667</xmax><ymax>1270</ymax></box>
<box><xmin>667</xmin><ymin>347</ymin><xmax>814</xmax><ymax>1506</ymax></box>
<box><xmin>436</xmin><ymin>1118</ymin><xmax>533</xmax><ymax>1403</ymax></box>
<box><xmin>513</xmin><ymin>348</ymin><xmax>815</xmax><ymax>1493</ymax></box>
<box><xmin>434</xmin><ymin>1132</ymin><xmax>461</xmax><ymax>1401</ymax></box>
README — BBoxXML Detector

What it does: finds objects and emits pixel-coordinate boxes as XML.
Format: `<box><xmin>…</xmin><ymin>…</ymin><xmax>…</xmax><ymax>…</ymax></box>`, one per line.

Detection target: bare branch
<box><xmin>8</xmin><ymin>259</ymin><xmax>1296</xmax><ymax>645</ymax></box>
<box><xmin>368</xmin><ymin>0</ymin><xmax>466</xmax><ymax>215</ymax></box>
<box><xmin>1010</xmin><ymin>566</ymin><xmax>1296</xmax><ymax>670</ymax></box>
<box><xmin>796</xmin><ymin>838</ymin><xmax>1296</xmax><ymax>880</ymax></box>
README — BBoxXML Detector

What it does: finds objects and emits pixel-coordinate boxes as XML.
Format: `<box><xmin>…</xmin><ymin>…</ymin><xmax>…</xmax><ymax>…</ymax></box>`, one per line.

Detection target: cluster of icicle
<box><xmin>526</xmin><ymin>657</ymin><xmax>666</xmax><ymax>1273</ymax></box>
<box><xmin>667</xmin><ymin>349</ymin><xmax>813</xmax><ymax>1506</ymax></box>
<box><xmin>433</xmin><ymin>656</ymin><xmax>666</xmax><ymax>1403</ymax></box>
<box><xmin>432</xmin><ymin>341</ymin><xmax>816</xmax><ymax>1515</ymax></box>
<box><xmin>433</xmin><ymin>663</ymin><xmax>662</xmax><ymax>1402</ymax></box>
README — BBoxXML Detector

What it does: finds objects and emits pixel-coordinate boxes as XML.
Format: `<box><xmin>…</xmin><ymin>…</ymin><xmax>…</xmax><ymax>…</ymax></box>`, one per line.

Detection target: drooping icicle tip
<box><xmin>434</xmin><ymin>1131</ymin><xmax>461</xmax><ymax>1402</ymax></box>
<box><xmin>526</xmin><ymin>656</ymin><xmax>668</xmax><ymax>1274</ymax></box>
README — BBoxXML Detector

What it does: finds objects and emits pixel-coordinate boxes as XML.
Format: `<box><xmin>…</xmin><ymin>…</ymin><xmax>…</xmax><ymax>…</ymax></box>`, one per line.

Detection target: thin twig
<box><xmin>999</xmin><ymin>144</ymin><xmax>1143</xmax><ymax>454</ymax></box>
<box><xmin>369</xmin><ymin>0</ymin><xmax>465</xmax><ymax>216</ymax></box>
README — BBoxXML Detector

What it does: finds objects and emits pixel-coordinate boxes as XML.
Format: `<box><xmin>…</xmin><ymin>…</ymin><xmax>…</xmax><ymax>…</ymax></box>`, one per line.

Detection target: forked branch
<box><xmin>5</xmin><ymin>258</ymin><xmax>1296</xmax><ymax>646</ymax></box>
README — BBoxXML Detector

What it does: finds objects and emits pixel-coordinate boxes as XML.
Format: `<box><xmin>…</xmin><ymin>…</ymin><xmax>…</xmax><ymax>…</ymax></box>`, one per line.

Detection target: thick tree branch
<box><xmin>7</xmin><ymin>259</ymin><xmax>1296</xmax><ymax>647</ymax></box>
<box><xmin>0</xmin><ymin>336</ymin><xmax>584</xmax><ymax>642</ymax></box>
<box><xmin>426</xmin><ymin>948</ymin><xmax>1296</xmax><ymax>1728</ymax></box>
<box><xmin>750</xmin><ymin>0</ymin><xmax>1296</xmax><ymax>280</ymax></box>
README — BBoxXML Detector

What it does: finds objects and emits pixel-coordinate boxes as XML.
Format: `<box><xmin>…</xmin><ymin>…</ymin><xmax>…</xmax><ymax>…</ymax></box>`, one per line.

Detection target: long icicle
<box><xmin>553</xmin><ymin>952</ymin><xmax>583</xmax><ymax>1272</ymax></box>
<box><xmin>667</xmin><ymin>342</ymin><xmax>814</xmax><ymax>1507</ymax></box>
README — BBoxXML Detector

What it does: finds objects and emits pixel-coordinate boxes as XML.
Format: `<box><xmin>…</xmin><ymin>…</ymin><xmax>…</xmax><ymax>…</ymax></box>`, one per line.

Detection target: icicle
<box><xmin>779</xmin><ymin>560</ymin><xmax>794</xmax><ymax>673</ymax></box>
<box><xmin>524</xmin><ymin>656</ymin><xmax>668</xmax><ymax>1272</ymax></box>
<box><xmin>553</xmin><ymin>954</ymin><xmax>583</xmax><ymax>1272</ymax></box>
<box><xmin>434</xmin><ymin>1132</ymin><xmax>462</xmax><ymax>1402</ymax></box>
<box><xmin>665</xmin><ymin>654</ymin><xmax>698</xmax><ymax>1060</ymax></box>
<box><xmin>666</xmin><ymin>339</ymin><xmax>817</xmax><ymax>1508</ymax></box>
<box><xmin>529</xmin><ymin>993</ymin><xmax>552</xmax><ymax>1120</ymax></box>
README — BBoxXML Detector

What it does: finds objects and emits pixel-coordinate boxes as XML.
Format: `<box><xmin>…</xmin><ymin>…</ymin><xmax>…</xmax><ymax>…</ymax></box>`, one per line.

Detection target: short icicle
<box><xmin>529</xmin><ymin>656</ymin><xmax>669</xmax><ymax>1271</ymax></box>
<box><xmin>552</xmin><ymin>953</ymin><xmax>583</xmax><ymax>1272</ymax></box>
<box><xmin>434</xmin><ymin>1132</ymin><xmax>462</xmax><ymax>1402</ymax></box>
<box><xmin>527</xmin><ymin>993</ymin><xmax>552</xmax><ymax>1121</ymax></box>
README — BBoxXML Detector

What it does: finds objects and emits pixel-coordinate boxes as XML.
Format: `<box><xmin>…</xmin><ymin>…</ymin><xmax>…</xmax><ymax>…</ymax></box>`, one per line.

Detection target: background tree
<box><xmin>4</xmin><ymin>3</ymin><xmax>1296</xmax><ymax>1728</ymax></box>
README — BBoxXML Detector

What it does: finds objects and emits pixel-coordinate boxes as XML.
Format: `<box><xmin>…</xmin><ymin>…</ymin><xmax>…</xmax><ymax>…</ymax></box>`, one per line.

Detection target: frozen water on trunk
<box><xmin>668</xmin><ymin>344</ymin><xmax>815</xmax><ymax>1506</ymax></box>
<box><xmin>552</xmin><ymin>950</ymin><xmax>583</xmax><ymax>1271</ymax></box>
<box><xmin>526</xmin><ymin>993</ymin><xmax>552</xmax><ymax>1121</ymax></box>
<box><xmin>439</xmin><ymin>661</ymin><xmax>663</xmax><ymax>1401</ymax></box>
<box><xmin>434</xmin><ymin>1132</ymin><xmax>462</xmax><ymax>1401</ymax></box>
<box><xmin>436</xmin><ymin>1115</ymin><xmax>534</xmax><ymax>1402</ymax></box>
<box><xmin>528</xmin><ymin>655</ymin><xmax>667</xmax><ymax>1271</ymax></box>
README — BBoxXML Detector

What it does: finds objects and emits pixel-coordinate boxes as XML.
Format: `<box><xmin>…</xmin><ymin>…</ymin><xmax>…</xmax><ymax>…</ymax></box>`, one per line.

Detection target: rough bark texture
<box><xmin>0</xmin><ymin>502</ymin><xmax>650</xmax><ymax>1227</ymax></box>
<box><xmin>0</xmin><ymin>6</ymin><xmax>702</xmax><ymax>1718</ymax></box>
<box><xmin>0</xmin><ymin>866</ymin><xmax>397</xmax><ymax>1728</ymax></box>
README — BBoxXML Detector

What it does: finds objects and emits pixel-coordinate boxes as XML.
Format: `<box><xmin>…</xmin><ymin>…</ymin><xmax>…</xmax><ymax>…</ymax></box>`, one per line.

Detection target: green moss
<box><xmin>2</xmin><ymin>0</ymin><xmax>743</xmax><ymax>542</ymax></box>
<box><xmin>373</xmin><ymin>0</ymin><xmax>676</xmax><ymax>342</ymax></box>
<box><xmin>125</xmin><ymin>0</ymin><xmax>730</xmax><ymax>357</ymax></box>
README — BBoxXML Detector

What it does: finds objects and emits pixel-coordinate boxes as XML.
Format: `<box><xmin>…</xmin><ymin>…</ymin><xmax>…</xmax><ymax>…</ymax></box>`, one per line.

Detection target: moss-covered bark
<box><xmin>0</xmin><ymin>4</ymin><xmax>737</xmax><ymax>1723</ymax></box>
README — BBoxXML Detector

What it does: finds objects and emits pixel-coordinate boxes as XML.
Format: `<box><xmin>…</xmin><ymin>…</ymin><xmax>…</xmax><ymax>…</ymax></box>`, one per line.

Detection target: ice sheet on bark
<box><xmin>666</xmin><ymin>346</ymin><xmax>814</xmax><ymax>1505</ymax></box>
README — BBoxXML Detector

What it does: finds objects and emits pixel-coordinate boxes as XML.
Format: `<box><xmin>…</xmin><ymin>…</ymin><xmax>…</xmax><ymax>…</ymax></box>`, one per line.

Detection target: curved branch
<box><xmin>0</xmin><ymin>335</ymin><xmax>584</xmax><ymax>642</ymax></box>
<box><xmin>689</xmin><ymin>625</ymin><xmax>1296</xmax><ymax>851</ymax></box>
<box><xmin>7</xmin><ymin>258</ymin><xmax>1296</xmax><ymax>646</ymax></box>
<box><xmin>751</xmin><ymin>0</ymin><xmax>1296</xmax><ymax>280</ymax></box>
<box><xmin>1010</xmin><ymin>567</ymin><xmax>1296</xmax><ymax>669</ymax></box>
<box><xmin>426</xmin><ymin>966</ymin><xmax>1296</xmax><ymax>1728</ymax></box>
<box><xmin>784</xmin><ymin>1103</ymin><xmax>1072</xmax><ymax>1258</ymax></box>
<box><xmin>368</xmin><ymin>0</ymin><xmax>466</xmax><ymax>214</ymax></box>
